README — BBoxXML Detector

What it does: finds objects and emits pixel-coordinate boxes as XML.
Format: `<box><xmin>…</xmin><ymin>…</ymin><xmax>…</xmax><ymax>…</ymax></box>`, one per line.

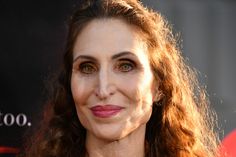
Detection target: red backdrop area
<box><xmin>220</xmin><ymin>130</ymin><xmax>236</xmax><ymax>157</ymax></box>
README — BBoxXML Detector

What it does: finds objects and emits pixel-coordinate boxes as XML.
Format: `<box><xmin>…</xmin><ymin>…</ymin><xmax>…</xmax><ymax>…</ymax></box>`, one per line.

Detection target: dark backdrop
<box><xmin>0</xmin><ymin>0</ymin><xmax>235</xmax><ymax>156</ymax></box>
<box><xmin>0</xmin><ymin>0</ymin><xmax>74</xmax><ymax>151</ymax></box>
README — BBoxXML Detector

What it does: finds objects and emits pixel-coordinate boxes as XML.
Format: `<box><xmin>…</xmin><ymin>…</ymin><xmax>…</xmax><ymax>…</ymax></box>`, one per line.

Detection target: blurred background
<box><xmin>0</xmin><ymin>0</ymin><xmax>235</xmax><ymax>156</ymax></box>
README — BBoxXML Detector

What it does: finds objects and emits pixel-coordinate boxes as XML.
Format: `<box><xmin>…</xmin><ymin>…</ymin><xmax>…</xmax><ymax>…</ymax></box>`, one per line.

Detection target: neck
<box><xmin>85</xmin><ymin>124</ymin><xmax>146</xmax><ymax>157</ymax></box>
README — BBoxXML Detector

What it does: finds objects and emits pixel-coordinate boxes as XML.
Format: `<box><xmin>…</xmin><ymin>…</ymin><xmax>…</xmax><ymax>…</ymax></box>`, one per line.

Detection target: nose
<box><xmin>94</xmin><ymin>68</ymin><xmax>116</xmax><ymax>100</ymax></box>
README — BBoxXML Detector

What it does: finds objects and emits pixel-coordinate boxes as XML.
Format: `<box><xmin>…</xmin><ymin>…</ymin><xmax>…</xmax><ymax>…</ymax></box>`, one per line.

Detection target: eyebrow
<box><xmin>73</xmin><ymin>55</ymin><xmax>97</xmax><ymax>63</ymax></box>
<box><xmin>111</xmin><ymin>51</ymin><xmax>135</xmax><ymax>60</ymax></box>
<box><xmin>73</xmin><ymin>51</ymin><xmax>136</xmax><ymax>63</ymax></box>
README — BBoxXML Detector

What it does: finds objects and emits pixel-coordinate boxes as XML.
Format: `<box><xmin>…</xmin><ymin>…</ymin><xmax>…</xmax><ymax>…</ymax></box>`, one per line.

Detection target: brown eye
<box><xmin>116</xmin><ymin>60</ymin><xmax>136</xmax><ymax>72</ymax></box>
<box><xmin>79</xmin><ymin>62</ymin><xmax>97</xmax><ymax>74</ymax></box>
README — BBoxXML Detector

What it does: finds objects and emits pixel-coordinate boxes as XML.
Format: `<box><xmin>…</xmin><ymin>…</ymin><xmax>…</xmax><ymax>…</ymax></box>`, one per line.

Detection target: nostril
<box><xmin>110</xmin><ymin>85</ymin><xmax>116</xmax><ymax>93</ymax></box>
<box><xmin>94</xmin><ymin>88</ymin><xmax>108</xmax><ymax>100</ymax></box>
<box><xmin>94</xmin><ymin>85</ymin><xmax>116</xmax><ymax>100</ymax></box>
<box><xmin>110</xmin><ymin>92</ymin><xmax>114</xmax><ymax>95</ymax></box>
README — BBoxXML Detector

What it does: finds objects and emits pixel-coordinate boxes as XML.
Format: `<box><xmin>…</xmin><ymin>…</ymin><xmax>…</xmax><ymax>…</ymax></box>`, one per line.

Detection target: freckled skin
<box><xmin>71</xmin><ymin>18</ymin><xmax>156</xmax><ymax>143</ymax></box>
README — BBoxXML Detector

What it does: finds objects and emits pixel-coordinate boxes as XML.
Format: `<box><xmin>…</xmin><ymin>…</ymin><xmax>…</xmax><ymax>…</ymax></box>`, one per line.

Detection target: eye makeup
<box><xmin>72</xmin><ymin>51</ymin><xmax>144</xmax><ymax>75</ymax></box>
<box><xmin>114</xmin><ymin>58</ymin><xmax>137</xmax><ymax>72</ymax></box>
<box><xmin>78</xmin><ymin>61</ymin><xmax>98</xmax><ymax>74</ymax></box>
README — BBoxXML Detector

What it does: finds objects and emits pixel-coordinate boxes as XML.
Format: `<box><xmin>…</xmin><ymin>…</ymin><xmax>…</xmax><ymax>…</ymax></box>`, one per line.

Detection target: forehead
<box><xmin>72</xmin><ymin>18</ymin><xmax>147</xmax><ymax>58</ymax></box>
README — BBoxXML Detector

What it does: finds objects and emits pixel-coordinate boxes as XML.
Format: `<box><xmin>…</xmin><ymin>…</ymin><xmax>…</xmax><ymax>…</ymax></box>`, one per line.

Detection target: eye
<box><xmin>79</xmin><ymin>62</ymin><xmax>97</xmax><ymax>74</ymax></box>
<box><xmin>116</xmin><ymin>59</ymin><xmax>136</xmax><ymax>72</ymax></box>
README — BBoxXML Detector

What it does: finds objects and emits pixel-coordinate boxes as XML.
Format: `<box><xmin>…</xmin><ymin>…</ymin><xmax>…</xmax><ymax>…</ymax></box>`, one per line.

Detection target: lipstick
<box><xmin>90</xmin><ymin>105</ymin><xmax>124</xmax><ymax>118</ymax></box>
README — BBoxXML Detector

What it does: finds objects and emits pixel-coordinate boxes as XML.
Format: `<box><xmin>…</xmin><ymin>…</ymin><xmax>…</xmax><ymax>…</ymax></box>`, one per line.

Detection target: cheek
<box><xmin>71</xmin><ymin>75</ymin><xmax>94</xmax><ymax>128</ymax></box>
<box><xmin>136</xmin><ymin>84</ymin><xmax>154</xmax><ymax>121</ymax></box>
<box><xmin>129</xmin><ymin>74</ymin><xmax>154</xmax><ymax>123</ymax></box>
<box><xmin>71</xmin><ymin>75</ymin><xmax>92</xmax><ymax>104</ymax></box>
<box><xmin>119</xmin><ymin>79</ymin><xmax>153</xmax><ymax>124</ymax></box>
<box><xmin>71</xmin><ymin>80</ymin><xmax>84</xmax><ymax>104</ymax></box>
<box><xmin>124</xmin><ymin>74</ymin><xmax>154</xmax><ymax>105</ymax></box>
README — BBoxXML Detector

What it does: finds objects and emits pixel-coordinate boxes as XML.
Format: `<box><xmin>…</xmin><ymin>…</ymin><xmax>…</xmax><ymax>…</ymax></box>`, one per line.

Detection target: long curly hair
<box><xmin>21</xmin><ymin>0</ymin><xmax>219</xmax><ymax>157</ymax></box>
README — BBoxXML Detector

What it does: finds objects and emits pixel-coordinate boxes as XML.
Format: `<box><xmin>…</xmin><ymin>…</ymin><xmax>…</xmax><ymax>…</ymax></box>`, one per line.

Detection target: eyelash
<box><xmin>75</xmin><ymin>59</ymin><xmax>137</xmax><ymax>75</ymax></box>
<box><xmin>78</xmin><ymin>61</ymin><xmax>97</xmax><ymax>74</ymax></box>
<box><xmin>115</xmin><ymin>59</ymin><xmax>136</xmax><ymax>72</ymax></box>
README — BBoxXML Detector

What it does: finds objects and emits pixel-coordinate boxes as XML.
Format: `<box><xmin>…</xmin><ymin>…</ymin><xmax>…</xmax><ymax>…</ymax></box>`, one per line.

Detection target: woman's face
<box><xmin>71</xmin><ymin>18</ymin><xmax>156</xmax><ymax>141</ymax></box>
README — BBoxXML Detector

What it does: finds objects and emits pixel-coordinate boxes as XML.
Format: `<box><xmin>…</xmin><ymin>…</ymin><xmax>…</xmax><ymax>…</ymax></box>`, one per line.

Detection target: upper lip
<box><xmin>90</xmin><ymin>104</ymin><xmax>124</xmax><ymax>111</ymax></box>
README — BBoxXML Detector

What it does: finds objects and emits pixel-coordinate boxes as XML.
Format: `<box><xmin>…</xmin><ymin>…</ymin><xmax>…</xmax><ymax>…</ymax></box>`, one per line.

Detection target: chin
<box><xmin>99</xmin><ymin>135</ymin><xmax>123</xmax><ymax>142</ymax></box>
<box><xmin>95</xmin><ymin>129</ymin><xmax>125</xmax><ymax>142</ymax></box>
<box><xmin>89</xmin><ymin>124</ymin><xmax>132</xmax><ymax>142</ymax></box>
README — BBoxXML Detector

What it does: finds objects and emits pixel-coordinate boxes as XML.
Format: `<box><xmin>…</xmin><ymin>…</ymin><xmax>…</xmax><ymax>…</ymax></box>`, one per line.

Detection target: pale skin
<box><xmin>71</xmin><ymin>18</ymin><xmax>157</xmax><ymax>157</ymax></box>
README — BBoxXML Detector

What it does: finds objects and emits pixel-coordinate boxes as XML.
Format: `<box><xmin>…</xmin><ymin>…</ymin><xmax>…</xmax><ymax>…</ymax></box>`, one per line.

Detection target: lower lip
<box><xmin>90</xmin><ymin>108</ymin><xmax>123</xmax><ymax>118</ymax></box>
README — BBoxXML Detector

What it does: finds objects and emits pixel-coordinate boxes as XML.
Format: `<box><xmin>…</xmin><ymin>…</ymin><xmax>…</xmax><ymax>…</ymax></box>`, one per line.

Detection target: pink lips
<box><xmin>90</xmin><ymin>105</ymin><xmax>124</xmax><ymax>118</ymax></box>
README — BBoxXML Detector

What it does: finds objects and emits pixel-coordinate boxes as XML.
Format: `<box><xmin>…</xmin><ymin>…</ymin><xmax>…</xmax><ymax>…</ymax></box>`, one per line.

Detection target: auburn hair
<box><xmin>20</xmin><ymin>0</ymin><xmax>219</xmax><ymax>157</ymax></box>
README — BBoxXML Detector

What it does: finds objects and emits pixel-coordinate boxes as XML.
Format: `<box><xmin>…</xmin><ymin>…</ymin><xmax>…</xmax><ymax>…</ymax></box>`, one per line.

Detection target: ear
<box><xmin>153</xmin><ymin>89</ymin><xmax>163</xmax><ymax>102</ymax></box>
<box><xmin>151</xmin><ymin>79</ymin><xmax>163</xmax><ymax>102</ymax></box>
